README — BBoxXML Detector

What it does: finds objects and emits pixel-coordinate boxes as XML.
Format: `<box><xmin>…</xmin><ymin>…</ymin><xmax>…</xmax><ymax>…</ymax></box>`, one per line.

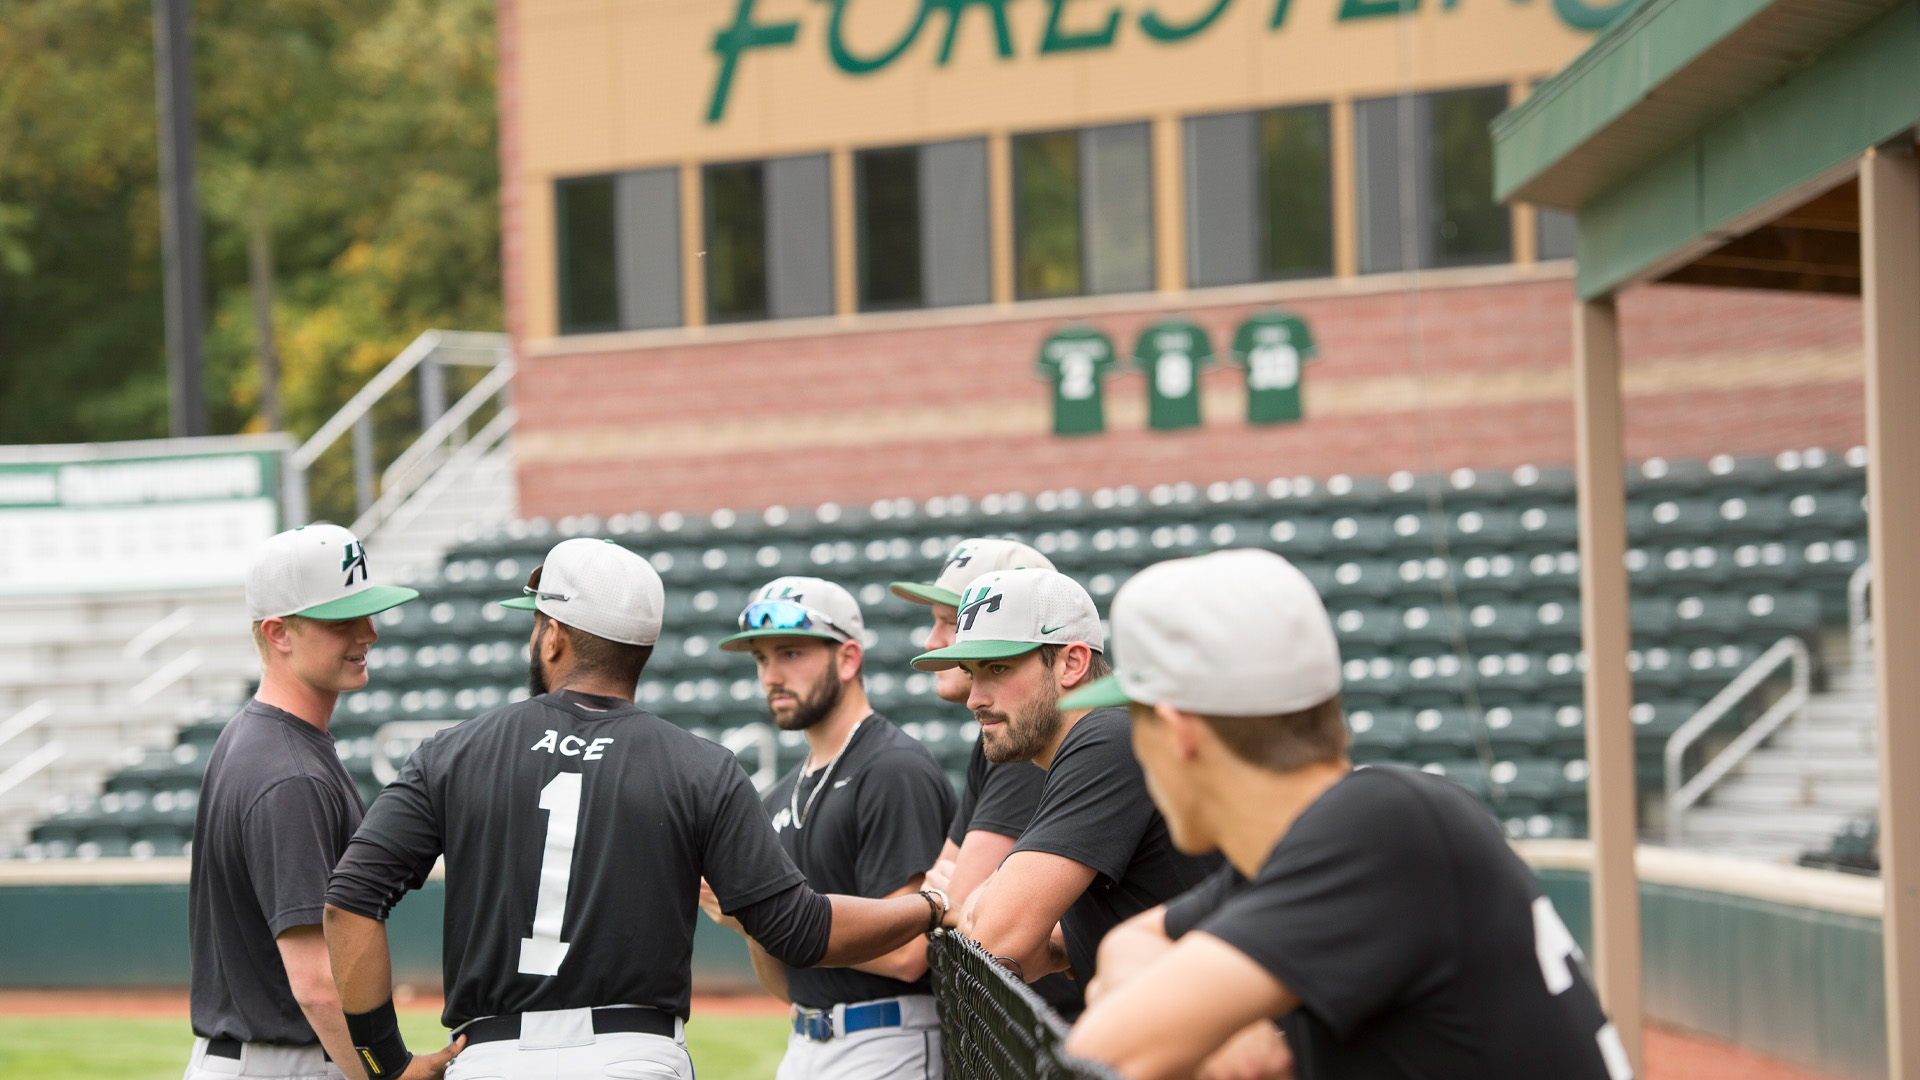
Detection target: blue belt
<box><xmin>793</xmin><ymin>1000</ymin><xmax>903</xmax><ymax>1042</ymax></box>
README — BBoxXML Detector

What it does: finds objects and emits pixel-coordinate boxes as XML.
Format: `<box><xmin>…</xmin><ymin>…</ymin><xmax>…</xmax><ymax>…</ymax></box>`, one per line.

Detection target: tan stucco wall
<box><xmin>508</xmin><ymin>0</ymin><xmax>1601</xmax><ymax>340</ymax></box>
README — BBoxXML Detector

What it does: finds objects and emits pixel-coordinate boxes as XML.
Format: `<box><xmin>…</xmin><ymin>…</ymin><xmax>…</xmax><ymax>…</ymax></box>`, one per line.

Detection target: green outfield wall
<box><xmin>0</xmin><ymin>847</ymin><xmax>1885</xmax><ymax>1077</ymax></box>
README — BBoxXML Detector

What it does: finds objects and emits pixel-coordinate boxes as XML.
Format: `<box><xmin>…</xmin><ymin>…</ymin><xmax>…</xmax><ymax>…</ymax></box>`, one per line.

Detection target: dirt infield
<box><xmin>0</xmin><ymin>989</ymin><xmax>1841</xmax><ymax>1079</ymax></box>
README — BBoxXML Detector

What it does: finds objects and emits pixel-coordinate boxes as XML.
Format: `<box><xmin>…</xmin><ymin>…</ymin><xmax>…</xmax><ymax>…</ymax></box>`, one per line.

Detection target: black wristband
<box><xmin>344</xmin><ymin>997</ymin><xmax>413</xmax><ymax>1078</ymax></box>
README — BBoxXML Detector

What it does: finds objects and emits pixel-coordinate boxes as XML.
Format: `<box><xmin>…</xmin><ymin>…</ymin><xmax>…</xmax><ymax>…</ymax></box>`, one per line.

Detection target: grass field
<box><xmin>0</xmin><ymin>1009</ymin><xmax>791</xmax><ymax>1080</ymax></box>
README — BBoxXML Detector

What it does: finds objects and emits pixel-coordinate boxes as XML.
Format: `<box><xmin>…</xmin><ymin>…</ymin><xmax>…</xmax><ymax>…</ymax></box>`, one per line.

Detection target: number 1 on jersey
<box><xmin>519</xmin><ymin>772</ymin><xmax>583</xmax><ymax>976</ymax></box>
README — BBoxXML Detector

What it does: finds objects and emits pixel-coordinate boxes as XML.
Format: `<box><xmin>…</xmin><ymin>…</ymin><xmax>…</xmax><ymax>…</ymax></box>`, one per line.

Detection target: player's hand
<box><xmin>398</xmin><ymin>1034</ymin><xmax>466</xmax><ymax>1079</ymax></box>
<box><xmin>699</xmin><ymin>879</ymin><xmax>744</xmax><ymax>933</ymax></box>
<box><xmin>925</xmin><ymin>857</ymin><xmax>956</xmax><ymax>895</ymax></box>
<box><xmin>1195</xmin><ymin>1021</ymin><xmax>1292</xmax><ymax>1080</ymax></box>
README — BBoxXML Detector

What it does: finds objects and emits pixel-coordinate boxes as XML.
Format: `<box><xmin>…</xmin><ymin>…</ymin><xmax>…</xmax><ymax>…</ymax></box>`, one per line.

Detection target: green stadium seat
<box><xmin>1448</xmin><ymin>508</ymin><xmax>1522</xmax><ymax>551</ymax></box>
<box><xmin>1482</xmin><ymin>705</ymin><xmax>1558</xmax><ymax>756</ymax></box>
<box><xmin>1339</xmin><ymin>655</ymin><xmax>1408</xmax><ymax>706</ymax></box>
<box><xmin>1420</xmin><ymin>759</ymin><xmax>1491</xmax><ymax>800</ymax></box>
<box><xmin>1408</xmin><ymin>707</ymin><xmax>1479</xmax><ymax>754</ymax></box>
<box><xmin>1332</xmin><ymin>606</ymin><xmax>1402</xmax><ymax>649</ymax></box>
<box><xmin>1264</xmin><ymin>517</ymin><xmax>1335</xmax><ymax>559</ymax></box>
<box><xmin>1326</xmin><ymin>514</ymin><xmax>1398</xmax><ymax>556</ymax></box>
<box><xmin>1346</xmin><ymin>708</ymin><xmax>1415</xmax><ymax>762</ymax></box>
<box><xmin>1628</xmin><ymin>497</ymin><xmax>1722</xmax><ymax>542</ymax></box>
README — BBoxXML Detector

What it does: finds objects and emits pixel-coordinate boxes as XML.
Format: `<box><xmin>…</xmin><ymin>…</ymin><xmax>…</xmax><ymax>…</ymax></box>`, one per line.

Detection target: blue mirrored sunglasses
<box><xmin>740</xmin><ymin>600</ymin><xmax>845</xmax><ymax>639</ymax></box>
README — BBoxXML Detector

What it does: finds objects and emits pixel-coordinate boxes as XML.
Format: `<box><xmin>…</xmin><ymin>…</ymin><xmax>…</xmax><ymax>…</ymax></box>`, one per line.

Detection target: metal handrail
<box><xmin>283</xmin><ymin>329</ymin><xmax>510</xmax><ymax>526</ymax></box>
<box><xmin>1664</xmin><ymin>635</ymin><xmax>1811</xmax><ymax>842</ymax></box>
<box><xmin>355</xmin><ymin>404</ymin><xmax>516</xmax><ymax>542</ymax></box>
<box><xmin>1849</xmin><ymin>562</ymin><xmax>1873</xmax><ymax>668</ymax></box>
<box><xmin>352</xmin><ymin>361</ymin><xmax>516</xmax><ymax>538</ymax></box>
<box><xmin>0</xmin><ymin>701</ymin><xmax>53</xmax><ymax>753</ymax></box>
<box><xmin>0</xmin><ymin>741</ymin><xmax>64</xmax><ymax>800</ymax></box>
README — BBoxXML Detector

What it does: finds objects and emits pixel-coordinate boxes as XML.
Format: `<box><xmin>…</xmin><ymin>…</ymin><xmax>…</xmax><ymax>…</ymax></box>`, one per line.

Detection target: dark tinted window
<box><xmin>1431</xmin><ymin>86</ymin><xmax>1510</xmax><ymax>266</ymax></box>
<box><xmin>558</xmin><ymin>176</ymin><xmax>618</xmax><ymax>333</ymax></box>
<box><xmin>858</xmin><ymin>147</ymin><xmax>923</xmax><ymax>311</ymax></box>
<box><xmin>1259</xmin><ymin>105</ymin><xmax>1333</xmax><ymax>279</ymax></box>
<box><xmin>704</xmin><ymin>162</ymin><xmax>768</xmax><ymax>322</ymax></box>
<box><xmin>1014</xmin><ymin>131</ymin><xmax>1083</xmax><ymax>300</ymax></box>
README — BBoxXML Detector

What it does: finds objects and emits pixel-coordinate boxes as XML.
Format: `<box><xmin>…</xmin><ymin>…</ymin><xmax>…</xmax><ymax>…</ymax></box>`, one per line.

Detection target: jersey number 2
<box><xmin>519</xmin><ymin>772</ymin><xmax>582</xmax><ymax>976</ymax></box>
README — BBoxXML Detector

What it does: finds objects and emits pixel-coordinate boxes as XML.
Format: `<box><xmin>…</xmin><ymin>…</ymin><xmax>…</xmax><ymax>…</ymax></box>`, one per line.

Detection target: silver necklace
<box><xmin>790</xmin><ymin>715</ymin><xmax>866</xmax><ymax>830</ymax></box>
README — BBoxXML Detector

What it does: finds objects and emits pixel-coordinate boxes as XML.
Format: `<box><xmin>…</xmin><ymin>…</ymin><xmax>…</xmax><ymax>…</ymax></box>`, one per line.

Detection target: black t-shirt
<box><xmin>350</xmin><ymin>691</ymin><xmax>805</xmax><ymax>1028</ymax></box>
<box><xmin>1010</xmin><ymin>707</ymin><xmax>1223</xmax><ymax>986</ymax></box>
<box><xmin>1194</xmin><ymin>767</ymin><xmax>1626</xmax><ymax>1080</ymax></box>
<box><xmin>762</xmin><ymin>714</ymin><xmax>955</xmax><ymax>1009</ymax></box>
<box><xmin>189</xmin><ymin>699</ymin><xmax>365</xmax><ymax>1044</ymax></box>
<box><xmin>1164</xmin><ymin>863</ymin><xmax>1244</xmax><ymax>941</ymax></box>
<box><xmin>947</xmin><ymin>738</ymin><xmax>1049</xmax><ymax>845</ymax></box>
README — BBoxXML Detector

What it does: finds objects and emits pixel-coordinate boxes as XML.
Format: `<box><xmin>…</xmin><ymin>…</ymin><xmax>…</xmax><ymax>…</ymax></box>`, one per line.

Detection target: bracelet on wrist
<box><xmin>344</xmin><ymin>997</ymin><xmax>414</xmax><ymax>1078</ymax></box>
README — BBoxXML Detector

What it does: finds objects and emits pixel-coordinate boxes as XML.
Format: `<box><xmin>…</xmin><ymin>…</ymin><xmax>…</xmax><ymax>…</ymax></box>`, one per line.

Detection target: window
<box><xmin>855</xmin><ymin>139</ymin><xmax>991</xmax><ymax>312</ymax></box>
<box><xmin>1014</xmin><ymin>124</ymin><xmax>1154</xmax><ymax>300</ymax></box>
<box><xmin>705</xmin><ymin>153</ymin><xmax>834</xmax><ymax>323</ymax></box>
<box><xmin>558</xmin><ymin>176</ymin><xmax>618</xmax><ymax>333</ymax></box>
<box><xmin>1538</xmin><ymin>208</ymin><xmax>1576</xmax><ymax>260</ymax></box>
<box><xmin>1355</xmin><ymin>86</ymin><xmax>1511</xmax><ymax>273</ymax></box>
<box><xmin>558</xmin><ymin>169</ymin><xmax>683</xmax><ymax>335</ymax></box>
<box><xmin>1185</xmin><ymin>105</ymin><xmax>1332</xmax><ymax>287</ymax></box>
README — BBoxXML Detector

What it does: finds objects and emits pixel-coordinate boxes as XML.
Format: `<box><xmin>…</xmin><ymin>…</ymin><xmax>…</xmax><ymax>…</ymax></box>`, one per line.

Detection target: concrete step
<box><xmin>1764</xmin><ymin>725</ymin><xmax>1876</xmax><ymax>753</ymax></box>
<box><xmin>1704</xmin><ymin>776</ymin><xmax>1879</xmax><ymax>812</ymax></box>
<box><xmin>1730</xmin><ymin>754</ymin><xmax>1880</xmax><ymax>780</ymax></box>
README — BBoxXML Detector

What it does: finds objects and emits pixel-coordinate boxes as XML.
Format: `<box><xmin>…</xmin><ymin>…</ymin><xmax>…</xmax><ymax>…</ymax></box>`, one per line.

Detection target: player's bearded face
<box><xmin>977</xmin><ymin>684</ymin><xmax>1064</xmax><ymax>764</ymax></box>
<box><xmin>765</xmin><ymin>648</ymin><xmax>845</xmax><ymax>731</ymax></box>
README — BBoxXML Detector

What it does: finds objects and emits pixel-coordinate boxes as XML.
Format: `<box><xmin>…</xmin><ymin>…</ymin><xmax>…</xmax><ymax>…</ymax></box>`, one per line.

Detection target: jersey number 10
<box><xmin>519</xmin><ymin>773</ymin><xmax>583</xmax><ymax>976</ymax></box>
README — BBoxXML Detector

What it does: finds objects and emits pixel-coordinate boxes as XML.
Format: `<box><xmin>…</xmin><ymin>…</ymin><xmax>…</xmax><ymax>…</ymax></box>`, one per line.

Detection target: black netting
<box><xmin>928</xmin><ymin>931</ymin><xmax>1125</xmax><ymax>1080</ymax></box>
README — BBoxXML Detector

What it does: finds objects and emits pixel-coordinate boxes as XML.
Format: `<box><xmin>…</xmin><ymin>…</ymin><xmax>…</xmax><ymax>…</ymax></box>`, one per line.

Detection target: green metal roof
<box><xmin>1492</xmin><ymin>0</ymin><xmax>1920</xmax><ymax>298</ymax></box>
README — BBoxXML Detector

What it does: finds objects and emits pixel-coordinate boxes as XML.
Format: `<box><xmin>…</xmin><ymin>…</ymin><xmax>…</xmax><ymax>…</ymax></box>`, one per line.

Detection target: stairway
<box><xmin>1675</xmin><ymin>664</ymin><xmax>1879</xmax><ymax>863</ymax></box>
<box><xmin>365</xmin><ymin>439</ymin><xmax>519</xmax><ymax>579</ymax></box>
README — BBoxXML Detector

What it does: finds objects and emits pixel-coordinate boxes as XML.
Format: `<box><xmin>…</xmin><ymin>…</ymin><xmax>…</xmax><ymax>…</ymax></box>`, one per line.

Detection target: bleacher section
<box><xmin>16</xmin><ymin>448</ymin><xmax>1870</xmax><ymax>859</ymax></box>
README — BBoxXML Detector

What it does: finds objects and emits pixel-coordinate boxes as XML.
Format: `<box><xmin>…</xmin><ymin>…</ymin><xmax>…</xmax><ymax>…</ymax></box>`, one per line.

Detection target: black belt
<box><xmin>205</xmin><ymin>1037</ymin><xmax>327</xmax><ymax>1062</ymax></box>
<box><xmin>458</xmin><ymin>1006</ymin><xmax>676</xmax><ymax>1046</ymax></box>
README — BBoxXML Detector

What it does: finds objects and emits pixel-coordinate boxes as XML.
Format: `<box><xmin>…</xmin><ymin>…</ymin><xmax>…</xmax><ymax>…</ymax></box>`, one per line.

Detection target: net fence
<box><xmin>928</xmin><ymin>930</ymin><xmax>1124</xmax><ymax>1080</ymax></box>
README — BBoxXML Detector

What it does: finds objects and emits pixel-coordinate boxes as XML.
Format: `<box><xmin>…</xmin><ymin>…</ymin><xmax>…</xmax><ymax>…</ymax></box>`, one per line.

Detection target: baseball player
<box><xmin>911</xmin><ymin>568</ymin><xmax>1220</xmax><ymax>989</ymax></box>
<box><xmin>708</xmin><ymin>576</ymin><xmax>957</xmax><ymax>1080</ymax></box>
<box><xmin>889</xmin><ymin>539</ymin><xmax>1053</xmax><ymax>912</ymax></box>
<box><xmin>889</xmin><ymin>539</ymin><xmax>1085</xmax><ymax>1018</ymax></box>
<box><xmin>322</xmin><ymin>540</ymin><xmax>949</xmax><ymax>1080</ymax></box>
<box><xmin>1061</xmin><ymin>549</ymin><xmax>1630</xmax><ymax>1080</ymax></box>
<box><xmin>185</xmin><ymin>524</ymin><xmax>418</xmax><ymax>1080</ymax></box>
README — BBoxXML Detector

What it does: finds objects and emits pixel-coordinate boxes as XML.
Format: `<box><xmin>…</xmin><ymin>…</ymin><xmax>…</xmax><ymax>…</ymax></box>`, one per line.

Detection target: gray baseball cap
<box><xmin>1062</xmin><ymin>549</ymin><xmax>1341</xmax><ymax>714</ymax></box>
<box><xmin>718</xmin><ymin>576</ymin><xmax>866</xmax><ymax>652</ymax></box>
<box><xmin>890</xmin><ymin>538</ymin><xmax>1056</xmax><ymax>608</ymax></box>
<box><xmin>499</xmin><ymin>538</ymin><xmax>665</xmax><ymax>646</ymax></box>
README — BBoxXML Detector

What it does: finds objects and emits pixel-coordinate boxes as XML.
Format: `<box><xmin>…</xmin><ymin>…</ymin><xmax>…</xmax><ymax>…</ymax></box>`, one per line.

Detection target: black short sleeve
<box><xmin>853</xmin><ymin>748</ymin><xmax>955</xmax><ymax>897</ymax></box>
<box><xmin>1197</xmin><ymin>773</ymin><xmax>1449</xmax><ymax>1038</ymax></box>
<box><xmin>1011</xmin><ymin>715</ymin><xmax>1156</xmax><ymax>883</ymax></box>
<box><xmin>951</xmin><ymin>743</ymin><xmax>1047</xmax><ymax>845</ymax></box>
<box><xmin>243</xmin><ymin>777</ymin><xmax>355</xmax><ymax>936</ymax></box>
<box><xmin>1164</xmin><ymin>863</ymin><xmax>1244</xmax><ymax>941</ymax></box>
<box><xmin>704</xmin><ymin>756</ymin><xmax>808</xmax><ymax>913</ymax></box>
<box><xmin>353</xmin><ymin>743</ymin><xmax>445</xmax><ymax>875</ymax></box>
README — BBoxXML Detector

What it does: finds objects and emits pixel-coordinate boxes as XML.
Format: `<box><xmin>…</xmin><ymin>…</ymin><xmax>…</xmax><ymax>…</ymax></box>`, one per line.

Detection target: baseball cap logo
<box><xmin>958</xmin><ymin>586</ymin><xmax>1002</xmax><ymax>631</ymax></box>
<box><xmin>340</xmin><ymin>542</ymin><xmax>369</xmax><ymax>587</ymax></box>
<box><xmin>942</xmin><ymin>549</ymin><xmax>974</xmax><ymax>576</ymax></box>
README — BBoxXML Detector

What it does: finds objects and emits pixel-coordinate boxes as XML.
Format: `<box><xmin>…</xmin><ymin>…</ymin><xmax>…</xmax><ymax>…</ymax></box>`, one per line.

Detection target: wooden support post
<box><xmin>1330</xmin><ymin>98</ymin><xmax>1357</xmax><ymax>279</ymax></box>
<box><xmin>989</xmin><ymin>131</ymin><xmax>1015</xmax><ymax>305</ymax></box>
<box><xmin>1863</xmin><ymin>139</ymin><xmax>1920</xmax><ymax>1080</ymax></box>
<box><xmin>1574</xmin><ymin>296</ymin><xmax>1644</xmax><ymax>1076</ymax></box>
<box><xmin>679</xmin><ymin>161</ymin><xmax>706</xmax><ymax>328</ymax></box>
<box><xmin>1153</xmin><ymin>114</ymin><xmax>1185</xmax><ymax>294</ymax></box>
<box><xmin>832</xmin><ymin>146</ymin><xmax>858</xmax><ymax>317</ymax></box>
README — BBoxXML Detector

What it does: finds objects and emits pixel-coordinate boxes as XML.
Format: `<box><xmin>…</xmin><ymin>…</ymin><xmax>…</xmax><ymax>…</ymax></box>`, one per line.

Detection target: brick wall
<box><xmin>511</xmin><ymin>278</ymin><xmax>1865</xmax><ymax>520</ymax></box>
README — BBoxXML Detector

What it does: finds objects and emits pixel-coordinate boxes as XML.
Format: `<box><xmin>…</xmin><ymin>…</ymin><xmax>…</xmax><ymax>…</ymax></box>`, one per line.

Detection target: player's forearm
<box><xmin>323</xmin><ymin>904</ymin><xmax>396</xmax><ymax>1013</ymax></box>
<box><xmin>744</xmin><ymin>938</ymin><xmax>792</xmax><ymax>1003</ymax></box>
<box><xmin>817</xmin><ymin>892</ymin><xmax>937</xmax><ymax>967</ymax></box>
<box><xmin>961</xmin><ymin>890</ymin><xmax>1061</xmax><ymax>980</ymax></box>
<box><xmin>948</xmin><ymin>830</ymin><xmax>1019</xmax><ymax>908</ymax></box>
<box><xmin>298</xmin><ymin>999</ymin><xmax>370</xmax><ymax>1080</ymax></box>
<box><xmin>850</xmin><ymin>932</ymin><xmax>930</xmax><ymax>982</ymax></box>
<box><xmin>1087</xmin><ymin>906</ymin><xmax>1174</xmax><ymax>1005</ymax></box>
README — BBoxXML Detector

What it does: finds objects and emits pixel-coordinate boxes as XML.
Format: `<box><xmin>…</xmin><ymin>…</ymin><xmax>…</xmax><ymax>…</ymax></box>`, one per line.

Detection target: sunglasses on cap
<box><xmin>739</xmin><ymin>600</ymin><xmax>850</xmax><ymax>641</ymax></box>
<box><xmin>523</xmin><ymin>565</ymin><xmax>571</xmax><ymax>603</ymax></box>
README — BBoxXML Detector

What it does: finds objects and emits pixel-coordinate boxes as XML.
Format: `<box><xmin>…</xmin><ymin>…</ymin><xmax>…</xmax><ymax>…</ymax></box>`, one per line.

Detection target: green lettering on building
<box><xmin>1038</xmin><ymin>324</ymin><xmax>1118</xmax><ymax>436</ymax></box>
<box><xmin>1040</xmin><ymin>0</ymin><xmax>1121</xmax><ymax>53</ymax></box>
<box><xmin>703</xmin><ymin>0</ymin><xmax>1638</xmax><ymax>123</ymax></box>
<box><xmin>821</xmin><ymin>0</ymin><xmax>933</xmax><ymax>75</ymax></box>
<box><xmin>1139</xmin><ymin>0</ymin><xmax>1235</xmax><ymax>42</ymax></box>
<box><xmin>934</xmin><ymin>0</ymin><xmax>1017</xmax><ymax>64</ymax></box>
<box><xmin>707</xmin><ymin>0</ymin><xmax>801</xmax><ymax>123</ymax></box>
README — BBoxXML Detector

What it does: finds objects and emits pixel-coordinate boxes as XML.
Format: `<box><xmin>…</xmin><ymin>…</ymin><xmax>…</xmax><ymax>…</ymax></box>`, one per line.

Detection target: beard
<box><xmin>527</xmin><ymin>621</ymin><xmax>551</xmax><ymax>696</ymax></box>
<box><xmin>977</xmin><ymin>691</ymin><xmax>1064</xmax><ymax>764</ymax></box>
<box><xmin>769</xmin><ymin>665</ymin><xmax>844</xmax><ymax>732</ymax></box>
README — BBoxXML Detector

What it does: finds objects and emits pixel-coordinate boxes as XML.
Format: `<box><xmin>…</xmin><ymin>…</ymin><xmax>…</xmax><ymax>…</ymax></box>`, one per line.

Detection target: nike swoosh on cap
<box><xmin>1040</xmin><ymin>625</ymin><xmax>1066</xmax><ymax>634</ymax></box>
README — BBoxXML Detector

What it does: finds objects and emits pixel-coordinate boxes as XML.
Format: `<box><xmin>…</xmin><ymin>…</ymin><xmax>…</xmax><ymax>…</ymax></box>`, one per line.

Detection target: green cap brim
<box><xmin>889</xmin><ymin>581</ymin><xmax>963</xmax><ymax>608</ymax></box>
<box><xmin>294</xmin><ymin>585</ymin><xmax>420</xmax><ymax>621</ymax></box>
<box><xmin>910</xmin><ymin>639</ymin><xmax>1043</xmax><ymax>671</ymax></box>
<box><xmin>717</xmin><ymin>627</ymin><xmax>848</xmax><ymax>653</ymax></box>
<box><xmin>500</xmin><ymin>596</ymin><xmax>538</xmax><ymax>610</ymax></box>
<box><xmin>1059</xmin><ymin>673</ymin><xmax>1136</xmax><ymax>711</ymax></box>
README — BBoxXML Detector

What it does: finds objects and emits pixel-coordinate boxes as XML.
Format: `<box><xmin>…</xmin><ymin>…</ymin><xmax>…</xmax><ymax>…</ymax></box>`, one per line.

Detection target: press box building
<box><xmin>498</xmin><ymin>0</ymin><xmax>1866</xmax><ymax>518</ymax></box>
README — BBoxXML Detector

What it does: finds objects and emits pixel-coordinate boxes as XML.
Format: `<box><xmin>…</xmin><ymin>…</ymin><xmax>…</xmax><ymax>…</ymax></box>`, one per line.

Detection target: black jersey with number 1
<box><xmin>345</xmin><ymin>691</ymin><xmax>806</xmax><ymax>1029</ymax></box>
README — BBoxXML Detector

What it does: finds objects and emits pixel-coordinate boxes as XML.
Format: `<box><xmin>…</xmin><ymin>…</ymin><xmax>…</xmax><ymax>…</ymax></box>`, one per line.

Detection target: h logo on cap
<box><xmin>942</xmin><ymin>550</ymin><xmax>973</xmax><ymax>576</ymax></box>
<box><xmin>958</xmin><ymin>588</ymin><xmax>1002</xmax><ymax>631</ymax></box>
<box><xmin>341</xmin><ymin>543</ymin><xmax>369</xmax><ymax>587</ymax></box>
